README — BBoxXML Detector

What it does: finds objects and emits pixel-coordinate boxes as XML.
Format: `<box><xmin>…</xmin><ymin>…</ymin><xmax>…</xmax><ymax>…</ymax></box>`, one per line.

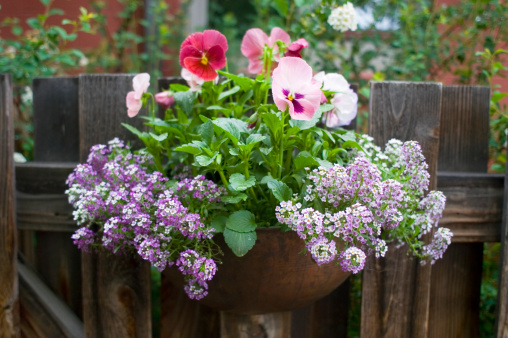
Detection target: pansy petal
<box><xmin>181</xmin><ymin>32</ymin><xmax>204</xmax><ymax>52</ymax></box>
<box><xmin>241</xmin><ymin>28</ymin><xmax>268</xmax><ymax>58</ymax></box>
<box><xmin>184</xmin><ymin>57</ymin><xmax>218</xmax><ymax>81</ymax></box>
<box><xmin>268</xmin><ymin>27</ymin><xmax>290</xmax><ymax>47</ymax></box>
<box><xmin>322</xmin><ymin>73</ymin><xmax>350</xmax><ymax>92</ymax></box>
<box><xmin>126</xmin><ymin>91</ymin><xmax>142</xmax><ymax>117</ymax></box>
<box><xmin>206</xmin><ymin>45</ymin><xmax>227</xmax><ymax>70</ymax></box>
<box><xmin>132</xmin><ymin>73</ymin><xmax>150</xmax><ymax>97</ymax></box>
<box><xmin>247</xmin><ymin>58</ymin><xmax>264</xmax><ymax>75</ymax></box>
<box><xmin>291</xmin><ymin>98</ymin><xmax>319</xmax><ymax>120</ymax></box>
<box><xmin>179</xmin><ymin>45</ymin><xmax>201</xmax><ymax>69</ymax></box>
<box><xmin>203</xmin><ymin>30</ymin><xmax>228</xmax><ymax>53</ymax></box>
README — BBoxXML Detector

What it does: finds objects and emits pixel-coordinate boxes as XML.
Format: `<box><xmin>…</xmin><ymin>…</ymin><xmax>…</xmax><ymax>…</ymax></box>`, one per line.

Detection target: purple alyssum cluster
<box><xmin>276</xmin><ymin>137</ymin><xmax>451</xmax><ymax>272</ymax></box>
<box><xmin>66</xmin><ymin>138</ymin><xmax>225</xmax><ymax>299</ymax></box>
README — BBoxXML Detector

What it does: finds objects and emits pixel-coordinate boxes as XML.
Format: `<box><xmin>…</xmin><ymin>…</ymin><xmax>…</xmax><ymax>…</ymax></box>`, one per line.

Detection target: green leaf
<box><xmin>218</xmin><ymin>71</ymin><xmax>255</xmax><ymax>91</ymax></box>
<box><xmin>174</xmin><ymin>143</ymin><xmax>202</xmax><ymax>155</ymax></box>
<box><xmin>218</xmin><ymin>85</ymin><xmax>240</xmax><ymax>101</ymax></box>
<box><xmin>221</xmin><ymin>193</ymin><xmax>248</xmax><ymax>204</ymax></box>
<box><xmin>262</xmin><ymin>111</ymin><xmax>282</xmax><ymax>136</ymax></box>
<box><xmin>122</xmin><ymin>123</ymin><xmax>143</xmax><ymax>137</ymax></box>
<box><xmin>11</xmin><ymin>26</ymin><xmax>22</xmax><ymax>36</ymax></box>
<box><xmin>212</xmin><ymin>118</ymin><xmax>248</xmax><ymax>145</ymax></box>
<box><xmin>211</xmin><ymin>215</ymin><xmax>228</xmax><ymax>233</ymax></box>
<box><xmin>169</xmin><ymin>83</ymin><xmax>189</xmax><ymax>92</ymax></box>
<box><xmin>40</xmin><ymin>0</ymin><xmax>51</xmax><ymax>6</ymax></box>
<box><xmin>27</xmin><ymin>18</ymin><xmax>42</xmax><ymax>30</ymax></box>
<box><xmin>173</xmin><ymin>91</ymin><xmax>195</xmax><ymax>115</ymax></box>
<box><xmin>246</xmin><ymin>133</ymin><xmax>266</xmax><ymax>144</ymax></box>
<box><xmin>342</xmin><ymin>140</ymin><xmax>363</xmax><ymax>151</ymax></box>
<box><xmin>195</xmin><ymin>155</ymin><xmax>215</xmax><ymax>166</ymax></box>
<box><xmin>492</xmin><ymin>92</ymin><xmax>508</xmax><ymax>103</ymax></box>
<box><xmin>316</xmin><ymin>158</ymin><xmax>333</xmax><ymax>168</ymax></box>
<box><xmin>48</xmin><ymin>8</ymin><xmax>64</xmax><ymax>16</ymax></box>
<box><xmin>267</xmin><ymin>180</ymin><xmax>292</xmax><ymax>202</ymax></box>
<box><xmin>289</xmin><ymin>110</ymin><xmax>323</xmax><ymax>130</ymax></box>
<box><xmin>199</xmin><ymin>120</ymin><xmax>214</xmax><ymax>146</ymax></box>
<box><xmin>271</xmin><ymin>0</ymin><xmax>289</xmax><ymax>17</ymax></box>
<box><xmin>318</xmin><ymin>104</ymin><xmax>335</xmax><ymax>113</ymax></box>
<box><xmin>229</xmin><ymin>173</ymin><xmax>256</xmax><ymax>191</ymax></box>
<box><xmin>294</xmin><ymin>151</ymin><xmax>320</xmax><ymax>171</ymax></box>
<box><xmin>226</xmin><ymin>210</ymin><xmax>257</xmax><ymax>232</ymax></box>
<box><xmin>150</xmin><ymin>132</ymin><xmax>168</xmax><ymax>142</ymax></box>
<box><xmin>223</xmin><ymin>228</ymin><xmax>257</xmax><ymax>257</ymax></box>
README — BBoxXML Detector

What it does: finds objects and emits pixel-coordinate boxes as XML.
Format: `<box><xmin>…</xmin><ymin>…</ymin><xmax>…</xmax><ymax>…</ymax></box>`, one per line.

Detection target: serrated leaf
<box><xmin>229</xmin><ymin>148</ymin><xmax>240</xmax><ymax>156</ymax></box>
<box><xmin>199</xmin><ymin>120</ymin><xmax>214</xmax><ymax>146</ymax></box>
<box><xmin>212</xmin><ymin>118</ymin><xmax>248</xmax><ymax>145</ymax></box>
<box><xmin>229</xmin><ymin>173</ymin><xmax>256</xmax><ymax>191</ymax></box>
<box><xmin>226</xmin><ymin>210</ymin><xmax>257</xmax><ymax>232</ymax></box>
<box><xmin>262</xmin><ymin>111</ymin><xmax>282</xmax><ymax>136</ymax></box>
<box><xmin>223</xmin><ymin>228</ymin><xmax>257</xmax><ymax>257</ymax></box>
<box><xmin>174</xmin><ymin>91</ymin><xmax>195</xmax><ymax>115</ymax></box>
<box><xmin>260</xmin><ymin>174</ymin><xmax>275</xmax><ymax>184</ymax></box>
<box><xmin>221</xmin><ymin>193</ymin><xmax>248</xmax><ymax>204</ymax></box>
<box><xmin>267</xmin><ymin>180</ymin><xmax>292</xmax><ymax>202</ymax></box>
<box><xmin>246</xmin><ymin>133</ymin><xmax>266</xmax><ymax>144</ymax></box>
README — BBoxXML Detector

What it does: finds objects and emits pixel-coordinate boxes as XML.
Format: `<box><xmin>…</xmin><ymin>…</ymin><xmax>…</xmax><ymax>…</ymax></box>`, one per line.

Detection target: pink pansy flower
<box><xmin>241</xmin><ymin>27</ymin><xmax>290</xmax><ymax>74</ymax></box>
<box><xmin>179</xmin><ymin>30</ymin><xmax>228</xmax><ymax>81</ymax></box>
<box><xmin>155</xmin><ymin>91</ymin><xmax>175</xmax><ymax>110</ymax></box>
<box><xmin>284</xmin><ymin>38</ymin><xmax>309</xmax><ymax>58</ymax></box>
<box><xmin>126</xmin><ymin>73</ymin><xmax>150</xmax><ymax>117</ymax></box>
<box><xmin>181</xmin><ymin>68</ymin><xmax>218</xmax><ymax>91</ymax></box>
<box><xmin>272</xmin><ymin>57</ymin><xmax>322</xmax><ymax>120</ymax></box>
<box><xmin>314</xmin><ymin>71</ymin><xmax>358</xmax><ymax>127</ymax></box>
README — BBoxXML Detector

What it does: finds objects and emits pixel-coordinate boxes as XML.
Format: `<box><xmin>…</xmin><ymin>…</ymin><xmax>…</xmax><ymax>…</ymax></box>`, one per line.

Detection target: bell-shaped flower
<box><xmin>241</xmin><ymin>27</ymin><xmax>290</xmax><ymax>74</ymax></box>
<box><xmin>155</xmin><ymin>91</ymin><xmax>175</xmax><ymax>110</ymax></box>
<box><xmin>272</xmin><ymin>57</ymin><xmax>322</xmax><ymax>120</ymax></box>
<box><xmin>314</xmin><ymin>71</ymin><xmax>358</xmax><ymax>127</ymax></box>
<box><xmin>126</xmin><ymin>73</ymin><xmax>150</xmax><ymax>117</ymax></box>
<box><xmin>179</xmin><ymin>30</ymin><xmax>228</xmax><ymax>81</ymax></box>
<box><xmin>284</xmin><ymin>38</ymin><xmax>309</xmax><ymax>58</ymax></box>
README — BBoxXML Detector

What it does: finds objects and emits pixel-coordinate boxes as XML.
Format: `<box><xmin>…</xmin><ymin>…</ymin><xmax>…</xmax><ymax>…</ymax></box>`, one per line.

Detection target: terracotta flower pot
<box><xmin>167</xmin><ymin>227</ymin><xmax>350</xmax><ymax>314</ymax></box>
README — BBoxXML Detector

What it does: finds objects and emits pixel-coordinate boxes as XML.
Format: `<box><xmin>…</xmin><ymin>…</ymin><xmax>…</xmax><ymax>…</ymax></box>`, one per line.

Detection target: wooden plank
<box><xmin>220</xmin><ymin>311</ymin><xmax>291</xmax><ymax>338</ymax></box>
<box><xmin>32</xmin><ymin>77</ymin><xmax>83</xmax><ymax>319</ymax></box>
<box><xmin>33</xmin><ymin>77</ymin><xmax>79</xmax><ymax>162</ymax></box>
<box><xmin>0</xmin><ymin>73</ymin><xmax>19</xmax><ymax>336</ymax></box>
<box><xmin>158</xmin><ymin>76</ymin><xmax>220</xmax><ymax>338</ymax></box>
<box><xmin>361</xmin><ymin>81</ymin><xmax>442</xmax><ymax>338</ymax></box>
<box><xmin>438</xmin><ymin>172</ymin><xmax>504</xmax><ymax>242</ymax></box>
<box><xmin>16</xmin><ymin>162</ymin><xmax>76</xmax><ymax>194</ymax></box>
<box><xmin>18</xmin><ymin>260</ymin><xmax>84</xmax><ymax>338</ymax></box>
<box><xmin>495</xmin><ymin>155</ymin><xmax>508</xmax><ymax>336</ymax></box>
<box><xmin>79</xmin><ymin>74</ymin><xmax>151</xmax><ymax>337</ymax></box>
<box><xmin>16</xmin><ymin>192</ymin><xmax>75</xmax><ymax>232</ymax></box>
<box><xmin>428</xmin><ymin>85</ymin><xmax>490</xmax><ymax>338</ymax></box>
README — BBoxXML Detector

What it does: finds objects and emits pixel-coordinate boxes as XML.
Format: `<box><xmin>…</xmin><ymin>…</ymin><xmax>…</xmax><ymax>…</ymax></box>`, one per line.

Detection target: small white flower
<box><xmin>328</xmin><ymin>2</ymin><xmax>358</xmax><ymax>32</ymax></box>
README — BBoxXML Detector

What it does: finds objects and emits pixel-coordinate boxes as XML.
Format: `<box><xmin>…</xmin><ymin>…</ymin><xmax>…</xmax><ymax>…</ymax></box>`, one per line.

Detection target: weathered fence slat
<box><xmin>361</xmin><ymin>81</ymin><xmax>442</xmax><ymax>338</ymax></box>
<box><xmin>428</xmin><ymin>85</ymin><xmax>490</xmax><ymax>338</ymax></box>
<box><xmin>0</xmin><ymin>73</ymin><xmax>19</xmax><ymax>336</ymax></box>
<box><xmin>220</xmin><ymin>312</ymin><xmax>292</xmax><ymax>338</ymax></box>
<box><xmin>79</xmin><ymin>74</ymin><xmax>151</xmax><ymax>337</ymax></box>
<box><xmin>496</xmin><ymin>159</ymin><xmax>508</xmax><ymax>336</ymax></box>
<box><xmin>31</xmin><ymin>77</ymin><xmax>83</xmax><ymax>320</ymax></box>
<box><xmin>438</xmin><ymin>171</ymin><xmax>504</xmax><ymax>242</ymax></box>
<box><xmin>18</xmin><ymin>260</ymin><xmax>83</xmax><ymax>338</ymax></box>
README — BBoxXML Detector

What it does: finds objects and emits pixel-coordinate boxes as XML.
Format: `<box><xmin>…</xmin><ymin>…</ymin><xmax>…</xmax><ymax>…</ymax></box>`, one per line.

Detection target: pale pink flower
<box><xmin>126</xmin><ymin>73</ymin><xmax>150</xmax><ymax>117</ymax></box>
<box><xmin>272</xmin><ymin>57</ymin><xmax>322</xmax><ymax>120</ymax></box>
<box><xmin>181</xmin><ymin>68</ymin><xmax>218</xmax><ymax>91</ymax></box>
<box><xmin>155</xmin><ymin>91</ymin><xmax>175</xmax><ymax>109</ymax></box>
<box><xmin>314</xmin><ymin>71</ymin><xmax>357</xmax><ymax>127</ymax></box>
<box><xmin>241</xmin><ymin>27</ymin><xmax>290</xmax><ymax>74</ymax></box>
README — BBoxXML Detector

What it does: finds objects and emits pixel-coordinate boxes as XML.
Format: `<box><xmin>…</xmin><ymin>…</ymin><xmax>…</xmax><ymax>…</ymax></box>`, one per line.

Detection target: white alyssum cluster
<box><xmin>328</xmin><ymin>2</ymin><xmax>358</xmax><ymax>32</ymax></box>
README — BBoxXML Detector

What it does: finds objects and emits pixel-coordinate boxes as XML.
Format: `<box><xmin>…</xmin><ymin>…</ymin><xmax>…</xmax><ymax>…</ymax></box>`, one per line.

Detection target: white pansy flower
<box><xmin>328</xmin><ymin>2</ymin><xmax>358</xmax><ymax>32</ymax></box>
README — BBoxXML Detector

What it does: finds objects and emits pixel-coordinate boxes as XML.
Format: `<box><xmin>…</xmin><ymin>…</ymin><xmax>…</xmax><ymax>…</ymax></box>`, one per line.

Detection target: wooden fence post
<box><xmin>496</xmin><ymin>125</ymin><xmax>508</xmax><ymax>336</ymax></box>
<box><xmin>79</xmin><ymin>74</ymin><xmax>151</xmax><ymax>337</ymax></box>
<box><xmin>0</xmin><ymin>74</ymin><xmax>19</xmax><ymax>336</ymax></box>
<box><xmin>428</xmin><ymin>85</ymin><xmax>490</xmax><ymax>337</ymax></box>
<box><xmin>31</xmin><ymin>77</ymin><xmax>83</xmax><ymax>317</ymax></box>
<box><xmin>361</xmin><ymin>81</ymin><xmax>442</xmax><ymax>338</ymax></box>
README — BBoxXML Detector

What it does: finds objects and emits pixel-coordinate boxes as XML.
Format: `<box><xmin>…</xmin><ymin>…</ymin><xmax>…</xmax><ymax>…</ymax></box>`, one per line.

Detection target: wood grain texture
<box><xmin>15</xmin><ymin>162</ymin><xmax>76</xmax><ymax>194</ymax></box>
<box><xmin>32</xmin><ymin>77</ymin><xmax>83</xmax><ymax>320</ymax></box>
<box><xmin>33</xmin><ymin>77</ymin><xmax>79</xmax><ymax>162</ymax></box>
<box><xmin>220</xmin><ymin>311</ymin><xmax>291</xmax><ymax>338</ymax></box>
<box><xmin>0</xmin><ymin>73</ymin><xmax>20</xmax><ymax>337</ymax></box>
<box><xmin>496</xmin><ymin>156</ymin><xmax>508</xmax><ymax>337</ymax></box>
<box><xmin>79</xmin><ymin>74</ymin><xmax>151</xmax><ymax>337</ymax></box>
<box><xmin>438</xmin><ymin>171</ymin><xmax>503</xmax><ymax>242</ymax></box>
<box><xmin>18</xmin><ymin>260</ymin><xmax>83</xmax><ymax>338</ymax></box>
<box><xmin>361</xmin><ymin>81</ymin><xmax>442</xmax><ymax>338</ymax></box>
<box><xmin>428</xmin><ymin>85</ymin><xmax>490</xmax><ymax>338</ymax></box>
<box><xmin>78</xmin><ymin>74</ymin><xmax>147</xmax><ymax>160</ymax></box>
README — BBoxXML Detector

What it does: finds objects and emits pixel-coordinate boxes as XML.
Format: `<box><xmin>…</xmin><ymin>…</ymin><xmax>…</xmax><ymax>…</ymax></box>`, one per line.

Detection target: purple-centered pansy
<box><xmin>272</xmin><ymin>57</ymin><xmax>322</xmax><ymax>120</ymax></box>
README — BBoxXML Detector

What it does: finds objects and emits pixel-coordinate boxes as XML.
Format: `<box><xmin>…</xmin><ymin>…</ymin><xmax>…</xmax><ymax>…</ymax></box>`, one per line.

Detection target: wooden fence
<box><xmin>0</xmin><ymin>73</ymin><xmax>507</xmax><ymax>337</ymax></box>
